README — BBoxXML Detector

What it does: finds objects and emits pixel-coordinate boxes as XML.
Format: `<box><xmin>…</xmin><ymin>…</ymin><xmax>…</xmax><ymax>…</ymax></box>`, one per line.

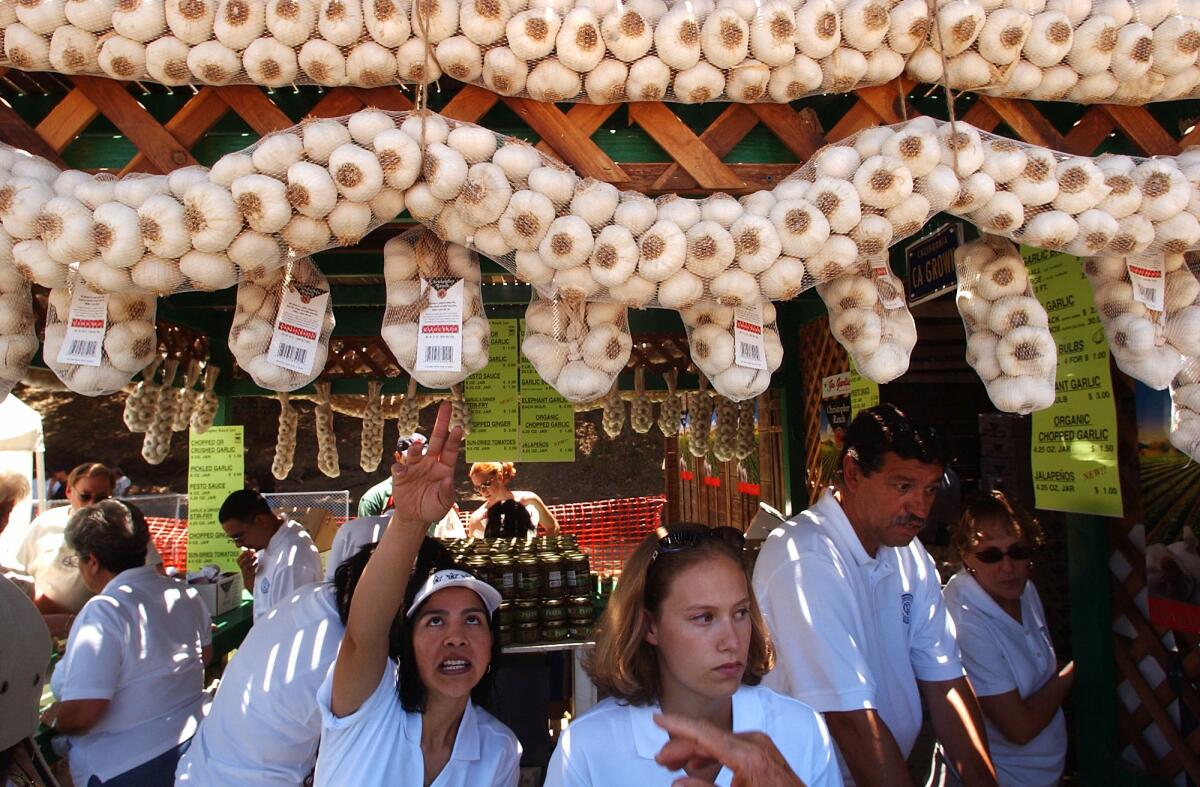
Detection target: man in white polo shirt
<box><xmin>219</xmin><ymin>490</ymin><xmax>322</xmax><ymax>622</ymax></box>
<box><xmin>753</xmin><ymin>404</ymin><xmax>997</xmax><ymax>787</ymax></box>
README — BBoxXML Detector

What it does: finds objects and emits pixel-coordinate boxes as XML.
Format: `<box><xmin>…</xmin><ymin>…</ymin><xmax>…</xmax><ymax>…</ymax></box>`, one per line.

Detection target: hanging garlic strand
<box><xmin>601</xmin><ymin>381</ymin><xmax>625</xmax><ymax>438</ymax></box>
<box><xmin>272</xmin><ymin>391</ymin><xmax>298</xmax><ymax>481</ymax></box>
<box><xmin>123</xmin><ymin>353</ymin><xmax>164</xmax><ymax>434</ymax></box>
<box><xmin>657</xmin><ymin>368</ymin><xmax>683</xmax><ymax>437</ymax></box>
<box><xmin>142</xmin><ymin>358</ymin><xmax>180</xmax><ymax>465</ymax></box>
<box><xmin>395</xmin><ymin>375</ymin><xmax>420</xmax><ymax>436</ymax></box>
<box><xmin>171</xmin><ymin>358</ymin><xmax>204</xmax><ymax>432</ymax></box>
<box><xmin>735</xmin><ymin>398</ymin><xmax>756</xmax><ymax>461</ymax></box>
<box><xmin>315</xmin><ymin>380</ymin><xmax>340</xmax><ymax>478</ymax></box>
<box><xmin>448</xmin><ymin>382</ymin><xmax>472</xmax><ymax>436</ymax></box>
<box><xmin>190</xmin><ymin>364</ymin><xmax>221</xmax><ymax>434</ymax></box>
<box><xmin>360</xmin><ymin>380</ymin><xmax>385</xmax><ymax>472</ymax></box>
<box><xmin>630</xmin><ymin>366</ymin><xmax>653</xmax><ymax>434</ymax></box>
<box><xmin>712</xmin><ymin>394</ymin><xmax>738</xmax><ymax>462</ymax></box>
<box><xmin>688</xmin><ymin>374</ymin><xmax>713</xmax><ymax>458</ymax></box>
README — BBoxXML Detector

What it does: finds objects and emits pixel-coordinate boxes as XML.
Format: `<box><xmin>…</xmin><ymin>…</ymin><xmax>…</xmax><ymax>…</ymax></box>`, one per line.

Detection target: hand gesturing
<box><xmin>390</xmin><ymin>401</ymin><xmax>463</xmax><ymax>528</ymax></box>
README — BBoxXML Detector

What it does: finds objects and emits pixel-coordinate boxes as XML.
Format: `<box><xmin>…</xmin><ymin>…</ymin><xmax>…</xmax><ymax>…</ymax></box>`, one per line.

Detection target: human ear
<box><xmin>642</xmin><ymin>609</ymin><xmax>659</xmax><ymax>647</ymax></box>
<box><xmin>841</xmin><ymin>453</ymin><xmax>861</xmax><ymax>490</ymax></box>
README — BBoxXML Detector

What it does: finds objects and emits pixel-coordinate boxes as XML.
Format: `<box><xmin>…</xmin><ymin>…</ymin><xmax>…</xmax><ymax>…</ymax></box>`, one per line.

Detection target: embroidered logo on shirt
<box><xmin>260</xmin><ymin>577</ymin><xmax>271</xmax><ymax>594</ymax></box>
<box><xmin>901</xmin><ymin>593</ymin><xmax>913</xmax><ymax>625</ymax></box>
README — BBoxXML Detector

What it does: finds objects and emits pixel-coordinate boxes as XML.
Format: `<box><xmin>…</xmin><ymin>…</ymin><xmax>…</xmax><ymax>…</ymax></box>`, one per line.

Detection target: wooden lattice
<box><xmin>797</xmin><ymin>317</ymin><xmax>847</xmax><ymax>503</ymax></box>
<box><xmin>2</xmin><ymin>65</ymin><xmax>1198</xmax><ymax>782</ymax></box>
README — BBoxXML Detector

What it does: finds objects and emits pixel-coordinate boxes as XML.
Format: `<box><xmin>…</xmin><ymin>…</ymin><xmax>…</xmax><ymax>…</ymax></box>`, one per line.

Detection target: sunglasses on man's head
<box><xmin>972</xmin><ymin>544</ymin><xmax>1035</xmax><ymax>564</ymax></box>
<box><xmin>650</xmin><ymin>526</ymin><xmax>746</xmax><ymax>565</ymax></box>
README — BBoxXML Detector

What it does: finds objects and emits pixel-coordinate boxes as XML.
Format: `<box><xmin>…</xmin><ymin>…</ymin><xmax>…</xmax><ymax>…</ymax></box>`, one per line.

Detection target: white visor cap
<box><xmin>406</xmin><ymin>569</ymin><xmax>502</xmax><ymax>619</ymax></box>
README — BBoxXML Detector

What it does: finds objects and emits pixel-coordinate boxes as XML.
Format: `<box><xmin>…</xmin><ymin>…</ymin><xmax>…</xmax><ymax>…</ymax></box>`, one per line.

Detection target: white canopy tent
<box><xmin>0</xmin><ymin>396</ymin><xmax>45</xmax><ymax>568</ymax></box>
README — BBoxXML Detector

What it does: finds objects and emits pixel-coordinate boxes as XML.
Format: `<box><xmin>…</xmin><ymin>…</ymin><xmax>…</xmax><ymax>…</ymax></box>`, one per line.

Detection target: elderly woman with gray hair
<box><xmin>41</xmin><ymin>500</ymin><xmax>211</xmax><ymax>787</ymax></box>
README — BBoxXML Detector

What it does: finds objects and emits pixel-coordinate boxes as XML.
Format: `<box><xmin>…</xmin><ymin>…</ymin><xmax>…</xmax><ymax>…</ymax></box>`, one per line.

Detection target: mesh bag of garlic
<box><xmin>680</xmin><ymin>299</ymin><xmax>783</xmax><ymax>399</ymax></box>
<box><xmin>0</xmin><ymin>270</ymin><xmax>38</xmax><ymax>403</ymax></box>
<box><xmin>123</xmin><ymin>354</ymin><xmax>164</xmax><ymax>433</ymax></box>
<box><xmin>43</xmin><ymin>283</ymin><xmax>159</xmax><ymax>396</ymax></box>
<box><xmin>380</xmin><ymin>226</ymin><xmax>491</xmax><ymax>389</ymax></box>
<box><xmin>12</xmin><ymin>0</ymin><xmax>1200</xmax><ymax>106</ymax></box>
<box><xmin>228</xmin><ymin>257</ymin><xmax>335</xmax><ymax>392</ymax></box>
<box><xmin>815</xmin><ymin>257</ymin><xmax>916</xmax><ymax>383</ymax></box>
<box><xmin>523</xmin><ymin>293</ymin><xmax>633</xmax><ymax>403</ymax></box>
<box><xmin>1082</xmin><ymin>251</ymin><xmax>1200</xmax><ymax>389</ymax></box>
<box><xmin>1169</xmin><ymin>358</ymin><xmax>1200</xmax><ymax>460</ymax></box>
<box><xmin>955</xmin><ymin>236</ymin><xmax>1057</xmax><ymax>414</ymax></box>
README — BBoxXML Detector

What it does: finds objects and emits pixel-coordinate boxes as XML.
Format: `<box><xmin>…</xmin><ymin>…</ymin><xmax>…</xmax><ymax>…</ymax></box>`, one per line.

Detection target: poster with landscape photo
<box><xmin>1140</xmin><ymin>383</ymin><xmax>1200</xmax><ymax>633</ymax></box>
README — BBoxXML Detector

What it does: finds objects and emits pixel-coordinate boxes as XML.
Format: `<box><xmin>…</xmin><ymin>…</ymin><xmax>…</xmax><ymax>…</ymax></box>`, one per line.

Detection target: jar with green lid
<box><xmin>541</xmin><ymin>620</ymin><xmax>569</xmax><ymax>643</ymax></box>
<box><xmin>541</xmin><ymin>598</ymin><xmax>566</xmax><ymax>623</ymax></box>
<box><xmin>515</xmin><ymin>622</ymin><xmax>540</xmax><ymax>645</ymax></box>
<box><xmin>516</xmin><ymin>556</ymin><xmax>542</xmax><ymax>599</ymax></box>
<box><xmin>541</xmin><ymin>554</ymin><xmax>566</xmax><ymax>598</ymax></box>
<box><xmin>566</xmin><ymin>596</ymin><xmax>593</xmax><ymax>621</ymax></box>
<box><xmin>498</xmin><ymin>626</ymin><xmax>514</xmax><ymax>647</ymax></box>
<box><xmin>566</xmin><ymin>621</ymin><xmax>591</xmax><ymax>641</ymax></box>
<box><xmin>564</xmin><ymin>553</ymin><xmax>590</xmax><ymax>591</ymax></box>
<box><xmin>497</xmin><ymin>602</ymin><xmax>514</xmax><ymax>627</ymax></box>
<box><xmin>491</xmin><ymin>556</ymin><xmax>517</xmax><ymax>599</ymax></box>
<box><xmin>513</xmin><ymin>599</ymin><xmax>540</xmax><ymax>624</ymax></box>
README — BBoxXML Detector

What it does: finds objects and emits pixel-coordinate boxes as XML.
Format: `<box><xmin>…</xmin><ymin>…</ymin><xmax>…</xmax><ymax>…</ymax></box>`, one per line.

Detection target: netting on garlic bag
<box><xmin>815</xmin><ymin>256</ymin><xmax>916</xmax><ymax>384</ymax></box>
<box><xmin>10</xmin><ymin>0</ymin><xmax>1200</xmax><ymax>106</ymax></box>
<box><xmin>1169</xmin><ymin>358</ymin><xmax>1200</xmax><ymax>461</ymax></box>
<box><xmin>43</xmin><ymin>282</ymin><xmax>159</xmax><ymax>397</ymax></box>
<box><xmin>0</xmin><ymin>266</ymin><xmax>38</xmax><ymax>403</ymax></box>
<box><xmin>1081</xmin><ymin>252</ymin><xmax>1200</xmax><ymax>389</ymax></box>
<box><xmin>522</xmin><ymin>291</ymin><xmax>631</xmax><ymax>403</ymax></box>
<box><xmin>680</xmin><ymin>299</ymin><xmax>782</xmax><ymax>401</ymax></box>
<box><xmin>380</xmin><ymin>226</ymin><xmax>490</xmax><ymax>389</ymax></box>
<box><xmin>123</xmin><ymin>354</ymin><xmax>165</xmax><ymax>433</ymax></box>
<box><xmin>228</xmin><ymin>257</ymin><xmax>335</xmax><ymax>392</ymax></box>
<box><xmin>955</xmin><ymin>236</ymin><xmax>1057</xmax><ymax>414</ymax></box>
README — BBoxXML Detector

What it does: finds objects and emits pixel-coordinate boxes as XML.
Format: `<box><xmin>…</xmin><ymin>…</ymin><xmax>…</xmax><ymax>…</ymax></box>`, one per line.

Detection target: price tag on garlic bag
<box><xmin>57</xmin><ymin>289</ymin><xmax>108</xmax><ymax>367</ymax></box>
<box><xmin>733</xmin><ymin>303</ymin><xmax>767</xmax><ymax>371</ymax></box>
<box><xmin>415</xmin><ymin>277</ymin><xmax>464</xmax><ymax>372</ymax></box>
<box><xmin>1126</xmin><ymin>257</ymin><xmax>1165</xmax><ymax>312</ymax></box>
<box><xmin>267</xmin><ymin>281</ymin><xmax>329</xmax><ymax>374</ymax></box>
<box><xmin>871</xmin><ymin>261</ymin><xmax>906</xmax><ymax>310</ymax></box>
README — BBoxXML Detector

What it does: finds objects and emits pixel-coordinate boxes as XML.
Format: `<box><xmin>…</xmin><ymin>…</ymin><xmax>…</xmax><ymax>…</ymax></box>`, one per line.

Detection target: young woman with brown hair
<box><xmin>545</xmin><ymin>523</ymin><xmax>840</xmax><ymax>786</ymax></box>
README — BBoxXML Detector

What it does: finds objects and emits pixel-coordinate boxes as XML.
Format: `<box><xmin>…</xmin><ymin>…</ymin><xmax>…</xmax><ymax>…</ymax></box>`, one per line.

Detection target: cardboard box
<box><xmin>189</xmin><ymin>571</ymin><xmax>244</xmax><ymax>618</ymax></box>
<box><xmin>283</xmin><ymin>507</ymin><xmax>340</xmax><ymax>553</ymax></box>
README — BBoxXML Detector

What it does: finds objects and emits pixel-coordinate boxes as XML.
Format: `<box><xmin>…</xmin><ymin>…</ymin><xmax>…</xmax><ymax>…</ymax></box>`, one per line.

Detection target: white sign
<box><xmin>57</xmin><ymin>289</ymin><xmax>108</xmax><ymax>367</ymax></box>
<box><xmin>415</xmin><ymin>278</ymin><xmax>465</xmax><ymax>372</ymax></box>
<box><xmin>733</xmin><ymin>302</ymin><xmax>767</xmax><ymax>371</ymax></box>
<box><xmin>267</xmin><ymin>282</ymin><xmax>329</xmax><ymax>374</ymax></box>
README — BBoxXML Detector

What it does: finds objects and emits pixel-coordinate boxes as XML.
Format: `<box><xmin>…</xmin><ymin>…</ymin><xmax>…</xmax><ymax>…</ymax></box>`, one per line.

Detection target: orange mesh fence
<box><xmin>547</xmin><ymin>496</ymin><xmax>666</xmax><ymax>576</ymax></box>
<box><xmin>147</xmin><ymin>515</ymin><xmax>352</xmax><ymax>573</ymax></box>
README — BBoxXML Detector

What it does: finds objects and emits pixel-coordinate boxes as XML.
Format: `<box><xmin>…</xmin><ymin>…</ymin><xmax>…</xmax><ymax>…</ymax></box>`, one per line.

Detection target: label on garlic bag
<box><xmin>733</xmin><ymin>303</ymin><xmax>767</xmax><ymax>371</ymax></box>
<box><xmin>871</xmin><ymin>262</ymin><xmax>907</xmax><ymax>311</ymax></box>
<box><xmin>268</xmin><ymin>283</ymin><xmax>329</xmax><ymax>374</ymax></box>
<box><xmin>58</xmin><ymin>289</ymin><xmax>109</xmax><ymax>367</ymax></box>
<box><xmin>416</xmin><ymin>278</ymin><xmax>464</xmax><ymax>373</ymax></box>
<box><xmin>1127</xmin><ymin>258</ymin><xmax>1165</xmax><ymax>313</ymax></box>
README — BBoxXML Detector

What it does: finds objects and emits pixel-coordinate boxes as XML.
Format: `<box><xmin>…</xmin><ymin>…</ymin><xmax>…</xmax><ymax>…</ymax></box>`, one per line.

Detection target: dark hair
<box><xmin>67</xmin><ymin>462</ymin><xmax>116</xmax><ymax>489</ymax></box>
<box><xmin>64</xmin><ymin>500</ymin><xmax>150</xmax><ymax>574</ymax></box>
<box><xmin>840</xmin><ymin>403</ymin><xmax>944</xmax><ymax>478</ymax></box>
<box><xmin>218</xmin><ymin>489</ymin><xmax>272</xmax><ymax>523</ymax></box>
<box><xmin>484</xmin><ymin>499</ymin><xmax>534</xmax><ymax>539</ymax></box>
<box><xmin>951</xmin><ymin>491</ymin><xmax>1045</xmax><ymax>558</ymax></box>
<box><xmin>337</xmin><ymin>537</ymin><xmax>500</xmax><ymax>714</ymax></box>
<box><xmin>587</xmin><ymin>522</ymin><xmax>774</xmax><ymax>706</ymax></box>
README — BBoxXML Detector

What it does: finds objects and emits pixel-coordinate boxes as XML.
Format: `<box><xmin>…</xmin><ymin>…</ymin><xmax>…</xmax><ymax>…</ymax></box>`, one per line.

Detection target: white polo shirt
<box><xmin>50</xmin><ymin>565</ymin><xmax>210</xmax><ymax>786</ymax></box>
<box><xmin>15</xmin><ymin>505</ymin><xmax>163</xmax><ymax>613</ymax></box>
<box><xmin>176</xmin><ymin>582</ymin><xmax>343</xmax><ymax>787</ymax></box>
<box><xmin>544</xmin><ymin>684</ymin><xmax>842</xmax><ymax>787</ymax></box>
<box><xmin>942</xmin><ymin>571</ymin><xmax>1066</xmax><ymax>787</ymax></box>
<box><xmin>752</xmin><ymin>488</ymin><xmax>964</xmax><ymax>781</ymax></box>
<box><xmin>253</xmin><ymin>519</ymin><xmax>322</xmax><ymax>622</ymax></box>
<box><xmin>324</xmin><ymin>515</ymin><xmax>390</xmax><ymax>581</ymax></box>
<box><xmin>314</xmin><ymin>659</ymin><xmax>521</xmax><ymax>787</ymax></box>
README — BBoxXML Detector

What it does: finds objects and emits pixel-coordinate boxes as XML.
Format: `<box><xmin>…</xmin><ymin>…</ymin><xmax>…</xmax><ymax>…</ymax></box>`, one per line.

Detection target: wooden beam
<box><xmin>535</xmin><ymin>103</ymin><xmax>619</xmax><ymax>158</ymax></box>
<box><xmin>749</xmin><ymin>104</ymin><xmax>827</xmax><ymax>163</ymax></box>
<box><xmin>503</xmin><ymin>97</ymin><xmax>628</xmax><ymax>182</ymax></box>
<box><xmin>213</xmin><ymin>86</ymin><xmax>294</xmax><ymax>135</ymax></box>
<box><xmin>438</xmin><ymin>85</ymin><xmax>498</xmax><ymax>122</ymax></box>
<box><xmin>307</xmin><ymin>89</ymin><xmax>366</xmax><ymax>118</ymax></box>
<box><xmin>1103</xmin><ymin>104</ymin><xmax>1181</xmax><ymax>156</ymax></box>
<box><xmin>123</xmin><ymin>88</ymin><xmax>229</xmax><ymax>174</ymax></box>
<box><xmin>1064</xmin><ymin>106</ymin><xmax>1116</xmax><ymax>156</ymax></box>
<box><xmin>0</xmin><ymin>99</ymin><xmax>68</xmax><ymax>166</ymax></box>
<box><xmin>34</xmin><ymin>88</ymin><xmax>98</xmax><ymax>153</ymax></box>
<box><xmin>653</xmin><ymin>104</ymin><xmax>760</xmax><ymax>191</ymax></box>
<box><xmin>979</xmin><ymin>96</ymin><xmax>1067</xmax><ymax>150</ymax></box>
<box><xmin>628</xmin><ymin>101</ymin><xmax>744</xmax><ymax>190</ymax></box>
<box><xmin>70</xmin><ymin>76</ymin><xmax>197</xmax><ymax>172</ymax></box>
<box><xmin>348</xmin><ymin>86</ymin><xmax>415</xmax><ymax>112</ymax></box>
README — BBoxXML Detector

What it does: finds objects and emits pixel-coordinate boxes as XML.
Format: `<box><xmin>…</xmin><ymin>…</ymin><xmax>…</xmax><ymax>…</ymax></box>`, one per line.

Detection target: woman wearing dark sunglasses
<box><xmin>466</xmin><ymin>462</ymin><xmax>558</xmax><ymax>539</ymax></box>
<box><xmin>938</xmin><ymin>492</ymin><xmax>1072</xmax><ymax>787</ymax></box>
<box><xmin>544</xmin><ymin>523</ymin><xmax>840</xmax><ymax>786</ymax></box>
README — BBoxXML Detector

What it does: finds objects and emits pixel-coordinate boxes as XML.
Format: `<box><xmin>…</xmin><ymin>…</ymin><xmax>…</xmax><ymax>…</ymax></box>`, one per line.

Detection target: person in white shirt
<box><xmin>40</xmin><ymin>501</ymin><xmax>211</xmax><ymax>787</ymax></box>
<box><xmin>8</xmin><ymin>462</ymin><xmax>162</xmax><ymax>616</ymax></box>
<box><xmin>218</xmin><ymin>489</ymin><xmax>323</xmax><ymax>622</ymax></box>
<box><xmin>326</xmin><ymin>508</ymin><xmax>467</xmax><ymax>582</ymax></box>
<box><xmin>753</xmin><ymin>404</ymin><xmax>997</xmax><ymax>787</ymax></box>
<box><xmin>938</xmin><ymin>492</ymin><xmax>1073</xmax><ymax>787</ymax></box>
<box><xmin>176</xmin><ymin>544</ymin><xmax>378</xmax><ymax>786</ymax></box>
<box><xmin>316</xmin><ymin>402</ymin><xmax>521</xmax><ymax>787</ymax></box>
<box><xmin>546</xmin><ymin>523</ymin><xmax>840</xmax><ymax>787</ymax></box>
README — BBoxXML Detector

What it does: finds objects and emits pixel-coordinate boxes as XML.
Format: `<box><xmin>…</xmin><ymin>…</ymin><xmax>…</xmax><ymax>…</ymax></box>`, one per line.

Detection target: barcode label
<box><xmin>415</xmin><ymin>278</ymin><xmax>464</xmax><ymax>373</ymax></box>
<box><xmin>267</xmin><ymin>284</ymin><xmax>328</xmax><ymax>375</ymax></box>
<box><xmin>733</xmin><ymin>302</ymin><xmax>768</xmax><ymax>371</ymax></box>
<box><xmin>1126</xmin><ymin>258</ymin><xmax>1165</xmax><ymax>312</ymax></box>
<box><xmin>57</xmin><ymin>288</ymin><xmax>108</xmax><ymax>367</ymax></box>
